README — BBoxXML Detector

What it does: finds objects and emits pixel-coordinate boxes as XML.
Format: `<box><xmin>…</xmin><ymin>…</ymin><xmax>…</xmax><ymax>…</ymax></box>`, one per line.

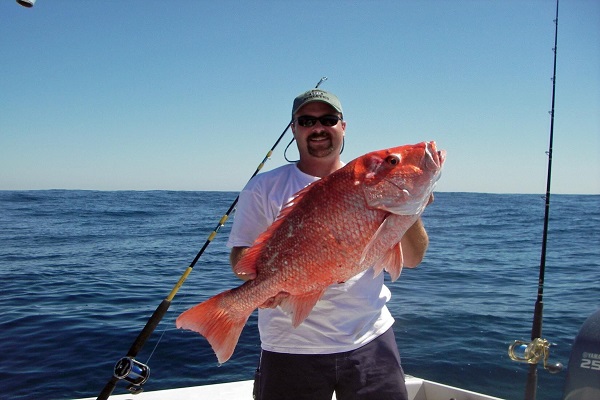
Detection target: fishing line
<box><xmin>144</xmin><ymin>328</ymin><xmax>169</xmax><ymax>365</ymax></box>
<box><xmin>96</xmin><ymin>77</ymin><xmax>329</xmax><ymax>399</ymax></box>
<box><xmin>508</xmin><ymin>2</ymin><xmax>563</xmax><ymax>399</ymax></box>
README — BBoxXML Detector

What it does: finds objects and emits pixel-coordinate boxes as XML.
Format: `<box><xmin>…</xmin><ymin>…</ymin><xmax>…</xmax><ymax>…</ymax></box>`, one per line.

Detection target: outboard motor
<box><xmin>563</xmin><ymin>309</ymin><xmax>600</xmax><ymax>400</ymax></box>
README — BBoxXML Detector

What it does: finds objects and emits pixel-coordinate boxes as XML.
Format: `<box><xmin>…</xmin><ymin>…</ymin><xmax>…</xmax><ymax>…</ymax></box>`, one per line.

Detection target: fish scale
<box><xmin>176</xmin><ymin>141</ymin><xmax>445</xmax><ymax>363</ymax></box>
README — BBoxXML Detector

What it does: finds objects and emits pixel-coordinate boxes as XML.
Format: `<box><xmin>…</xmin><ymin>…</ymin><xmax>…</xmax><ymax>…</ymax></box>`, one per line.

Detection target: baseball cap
<box><xmin>292</xmin><ymin>89</ymin><xmax>343</xmax><ymax>117</ymax></box>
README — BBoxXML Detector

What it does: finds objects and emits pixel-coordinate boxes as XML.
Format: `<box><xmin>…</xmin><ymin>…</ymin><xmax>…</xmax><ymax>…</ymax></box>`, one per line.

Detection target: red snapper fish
<box><xmin>176</xmin><ymin>141</ymin><xmax>445</xmax><ymax>363</ymax></box>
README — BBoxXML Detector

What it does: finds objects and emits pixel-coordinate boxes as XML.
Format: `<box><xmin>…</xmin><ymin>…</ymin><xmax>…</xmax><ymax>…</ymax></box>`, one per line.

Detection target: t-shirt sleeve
<box><xmin>226</xmin><ymin>181</ymin><xmax>272</xmax><ymax>248</ymax></box>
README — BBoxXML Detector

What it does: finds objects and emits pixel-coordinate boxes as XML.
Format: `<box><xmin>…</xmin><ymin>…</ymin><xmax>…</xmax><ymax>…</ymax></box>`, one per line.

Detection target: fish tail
<box><xmin>176</xmin><ymin>290</ymin><xmax>249</xmax><ymax>364</ymax></box>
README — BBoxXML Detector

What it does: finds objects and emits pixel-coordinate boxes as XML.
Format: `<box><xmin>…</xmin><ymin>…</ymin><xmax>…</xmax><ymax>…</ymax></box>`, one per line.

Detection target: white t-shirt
<box><xmin>227</xmin><ymin>163</ymin><xmax>395</xmax><ymax>354</ymax></box>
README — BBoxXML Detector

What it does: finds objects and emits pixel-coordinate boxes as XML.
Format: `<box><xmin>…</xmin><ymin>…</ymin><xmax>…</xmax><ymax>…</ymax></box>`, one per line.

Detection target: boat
<box><xmin>76</xmin><ymin>375</ymin><xmax>503</xmax><ymax>400</ymax></box>
<box><xmin>74</xmin><ymin>308</ymin><xmax>600</xmax><ymax>400</ymax></box>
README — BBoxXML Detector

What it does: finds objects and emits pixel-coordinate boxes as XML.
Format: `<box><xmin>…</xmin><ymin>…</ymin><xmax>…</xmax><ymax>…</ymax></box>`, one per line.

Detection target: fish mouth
<box><xmin>382</xmin><ymin>141</ymin><xmax>445</xmax><ymax>215</ymax></box>
<box><xmin>425</xmin><ymin>141</ymin><xmax>445</xmax><ymax>170</ymax></box>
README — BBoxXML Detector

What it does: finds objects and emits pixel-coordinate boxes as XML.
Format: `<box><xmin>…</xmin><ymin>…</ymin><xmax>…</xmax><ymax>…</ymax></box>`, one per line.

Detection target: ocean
<box><xmin>0</xmin><ymin>190</ymin><xmax>598</xmax><ymax>400</ymax></box>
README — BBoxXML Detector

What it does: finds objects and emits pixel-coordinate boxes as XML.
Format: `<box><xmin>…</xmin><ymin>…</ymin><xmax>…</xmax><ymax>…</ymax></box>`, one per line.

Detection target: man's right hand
<box><xmin>230</xmin><ymin>246</ymin><xmax>256</xmax><ymax>281</ymax></box>
<box><xmin>230</xmin><ymin>247</ymin><xmax>290</xmax><ymax>309</ymax></box>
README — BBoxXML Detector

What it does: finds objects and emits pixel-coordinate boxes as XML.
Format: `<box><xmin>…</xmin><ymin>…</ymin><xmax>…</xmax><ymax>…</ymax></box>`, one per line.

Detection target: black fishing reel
<box><xmin>508</xmin><ymin>338</ymin><xmax>563</xmax><ymax>374</ymax></box>
<box><xmin>113</xmin><ymin>357</ymin><xmax>150</xmax><ymax>394</ymax></box>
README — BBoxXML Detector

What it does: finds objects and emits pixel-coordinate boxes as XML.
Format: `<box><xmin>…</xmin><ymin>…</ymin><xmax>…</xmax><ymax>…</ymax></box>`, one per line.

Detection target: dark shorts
<box><xmin>253</xmin><ymin>328</ymin><xmax>408</xmax><ymax>400</ymax></box>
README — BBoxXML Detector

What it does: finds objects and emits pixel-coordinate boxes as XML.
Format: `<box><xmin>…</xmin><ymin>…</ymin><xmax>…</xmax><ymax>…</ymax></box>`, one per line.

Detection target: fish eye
<box><xmin>385</xmin><ymin>155</ymin><xmax>400</xmax><ymax>165</ymax></box>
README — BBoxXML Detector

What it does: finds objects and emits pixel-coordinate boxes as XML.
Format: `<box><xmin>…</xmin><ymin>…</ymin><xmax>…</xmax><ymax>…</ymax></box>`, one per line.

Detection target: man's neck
<box><xmin>296</xmin><ymin>158</ymin><xmax>344</xmax><ymax>178</ymax></box>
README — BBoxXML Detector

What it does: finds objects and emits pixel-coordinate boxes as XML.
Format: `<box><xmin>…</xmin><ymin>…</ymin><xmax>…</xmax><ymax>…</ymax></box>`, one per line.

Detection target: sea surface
<box><xmin>0</xmin><ymin>191</ymin><xmax>598</xmax><ymax>400</ymax></box>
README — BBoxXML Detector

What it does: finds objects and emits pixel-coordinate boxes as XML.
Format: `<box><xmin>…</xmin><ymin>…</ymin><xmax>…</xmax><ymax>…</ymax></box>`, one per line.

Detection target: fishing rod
<box><xmin>96</xmin><ymin>77</ymin><xmax>328</xmax><ymax>400</ymax></box>
<box><xmin>507</xmin><ymin>1</ymin><xmax>562</xmax><ymax>399</ymax></box>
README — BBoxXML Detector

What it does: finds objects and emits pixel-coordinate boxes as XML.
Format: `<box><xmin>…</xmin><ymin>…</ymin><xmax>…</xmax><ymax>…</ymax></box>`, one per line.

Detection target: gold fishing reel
<box><xmin>508</xmin><ymin>338</ymin><xmax>563</xmax><ymax>373</ymax></box>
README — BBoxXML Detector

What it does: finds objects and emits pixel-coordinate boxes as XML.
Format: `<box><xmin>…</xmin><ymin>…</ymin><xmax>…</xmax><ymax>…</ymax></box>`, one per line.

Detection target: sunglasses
<box><xmin>295</xmin><ymin>115</ymin><xmax>342</xmax><ymax>127</ymax></box>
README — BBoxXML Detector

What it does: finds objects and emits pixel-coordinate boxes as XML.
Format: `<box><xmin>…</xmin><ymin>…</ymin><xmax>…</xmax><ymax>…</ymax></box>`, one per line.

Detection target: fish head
<box><xmin>355</xmin><ymin>141</ymin><xmax>445</xmax><ymax>215</ymax></box>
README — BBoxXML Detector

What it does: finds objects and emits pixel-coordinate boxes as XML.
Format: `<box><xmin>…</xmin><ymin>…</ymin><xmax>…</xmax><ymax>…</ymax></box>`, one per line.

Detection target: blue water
<box><xmin>0</xmin><ymin>191</ymin><xmax>598</xmax><ymax>400</ymax></box>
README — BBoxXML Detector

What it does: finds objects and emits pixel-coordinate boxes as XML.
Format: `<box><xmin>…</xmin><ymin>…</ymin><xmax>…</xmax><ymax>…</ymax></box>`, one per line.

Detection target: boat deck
<box><xmin>77</xmin><ymin>376</ymin><xmax>503</xmax><ymax>400</ymax></box>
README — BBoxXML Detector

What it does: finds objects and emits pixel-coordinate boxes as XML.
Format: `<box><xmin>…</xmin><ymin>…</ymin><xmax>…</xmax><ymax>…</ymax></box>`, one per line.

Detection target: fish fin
<box><xmin>275</xmin><ymin>183</ymin><xmax>314</xmax><ymax>221</ymax></box>
<box><xmin>250</xmin><ymin>183</ymin><xmax>316</xmax><ymax>248</ymax></box>
<box><xmin>234</xmin><ymin>183</ymin><xmax>317</xmax><ymax>276</ymax></box>
<box><xmin>360</xmin><ymin>220</ymin><xmax>385</xmax><ymax>270</ymax></box>
<box><xmin>360</xmin><ymin>216</ymin><xmax>399</xmax><ymax>268</ymax></box>
<box><xmin>371</xmin><ymin>242</ymin><xmax>403</xmax><ymax>281</ymax></box>
<box><xmin>176</xmin><ymin>290</ymin><xmax>249</xmax><ymax>364</ymax></box>
<box><xmin>279</xmin><ymin>289</ymin><xmax>326</xmax><ymax>328</ymax></box>
<box><xmin>382</xmin><ymin>243</ymin><xmax>404</xmax><ymax>281</ymax></box>
<box><xmin>360</xmin><ymin>215</ymin><xmax>405</xmax><ymax>281</ymax></box>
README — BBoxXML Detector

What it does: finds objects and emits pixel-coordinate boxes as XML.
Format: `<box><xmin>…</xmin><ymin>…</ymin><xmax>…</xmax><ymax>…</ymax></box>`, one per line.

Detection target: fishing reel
<box><xmin>508</xmin><ymin>338</ymin><xmax>563</xmax><ymax>374</ymax></box>
<box><xmin>113</xmin><ymin>357</ymin><xmax>150</xmax><ymax>394</ymax></box>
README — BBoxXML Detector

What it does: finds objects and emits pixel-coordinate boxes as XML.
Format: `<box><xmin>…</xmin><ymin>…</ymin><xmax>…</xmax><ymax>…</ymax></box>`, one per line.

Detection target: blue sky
<box><xmin>1</xmin><ymin>0</ymin><xmax>598</xmax><ymax>194</ymax></box>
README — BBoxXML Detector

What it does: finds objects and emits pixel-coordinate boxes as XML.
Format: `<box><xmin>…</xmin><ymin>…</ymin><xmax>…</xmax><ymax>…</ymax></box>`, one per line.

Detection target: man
<box><xmin>227</xmin><ymin>88</ymin><xmax>429</xmax><ymax>400</ymax></box>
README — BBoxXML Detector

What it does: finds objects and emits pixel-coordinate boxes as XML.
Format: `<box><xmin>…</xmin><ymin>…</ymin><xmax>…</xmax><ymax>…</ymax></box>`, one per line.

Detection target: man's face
<box><xmin>292</xmin><ymin>102</ymin><xmax>346</xmax><ymax>160</ymax></box>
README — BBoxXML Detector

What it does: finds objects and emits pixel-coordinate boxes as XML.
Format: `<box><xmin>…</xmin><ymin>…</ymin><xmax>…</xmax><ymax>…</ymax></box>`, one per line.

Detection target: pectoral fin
<box><xmin>373</xmin><ymin>242</ymin><xmax>403</xmax><ymax>281</ymax></box>
<box><xmin>360</xmin><ymin>214</ymin><xmax>408</xmax><ymax>281</ymax></box>
<box><xmin>279</xmin><ymin>289</ymin><xmax>326</xmax><ymax>328</ymax></box>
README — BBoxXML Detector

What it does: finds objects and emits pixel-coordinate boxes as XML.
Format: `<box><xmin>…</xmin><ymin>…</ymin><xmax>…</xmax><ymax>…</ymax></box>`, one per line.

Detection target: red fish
<box><xmin>176</xmin><ymin>141</ymin><xmax>445</xmax><ymax>363</ymax></box>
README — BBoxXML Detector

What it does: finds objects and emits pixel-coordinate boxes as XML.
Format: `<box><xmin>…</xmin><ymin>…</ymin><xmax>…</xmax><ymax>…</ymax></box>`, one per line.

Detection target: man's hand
<box><xmin>230</xmin><ymin>246</ymin><xmax>256</xmax><ymax>280</ymax></box>
<box><xmin>231</xmin><ymin>247</ymin><xmax>292</xmax><ymax>308</ymax></box>
<box><xmin>259</xmin><ymin>292</ymin><xmax>290</xmax><ymax>308</ymax></box>
<box><xmin>231</xmin><ymin>247</ymin><xmax>289</xmax><ymax>309</ymax></box>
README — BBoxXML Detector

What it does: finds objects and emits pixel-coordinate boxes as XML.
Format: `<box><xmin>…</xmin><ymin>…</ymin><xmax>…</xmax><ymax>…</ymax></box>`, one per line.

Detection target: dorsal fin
<box><xmin>234</xmin><ymin>182</ymin><xmax>316</xmax><ymax>276</ymax></box>
<box><xmin>256</xmin><ymin>182</ymin><xmax>314</xmax><ymax>245</ymax></box>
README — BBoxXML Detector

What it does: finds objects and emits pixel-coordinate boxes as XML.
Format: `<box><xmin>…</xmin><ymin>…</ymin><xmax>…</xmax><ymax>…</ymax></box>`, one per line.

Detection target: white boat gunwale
<box><xmin>75</xmin><ymin>375</ymin><xmax>504</xmax><ymax>400</ymax></box>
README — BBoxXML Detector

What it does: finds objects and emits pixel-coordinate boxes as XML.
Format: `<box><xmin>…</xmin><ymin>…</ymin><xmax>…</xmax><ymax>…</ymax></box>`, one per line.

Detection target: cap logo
<box><xmin>301</xmin><ymin>90</ymin><xmax>329</xmax><ymax>102</ymax></box>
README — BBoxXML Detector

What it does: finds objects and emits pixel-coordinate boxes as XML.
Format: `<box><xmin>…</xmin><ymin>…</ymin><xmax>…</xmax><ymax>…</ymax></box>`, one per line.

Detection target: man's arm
<box><xmin>400</xmin><ymin>218</ymin><xmax>429</xmax><ymax>268</ymax></box>
<box><xmin>400</xmin><ymin>193</ymin><xmax>434</xmax><ymax>268</ymax></box>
